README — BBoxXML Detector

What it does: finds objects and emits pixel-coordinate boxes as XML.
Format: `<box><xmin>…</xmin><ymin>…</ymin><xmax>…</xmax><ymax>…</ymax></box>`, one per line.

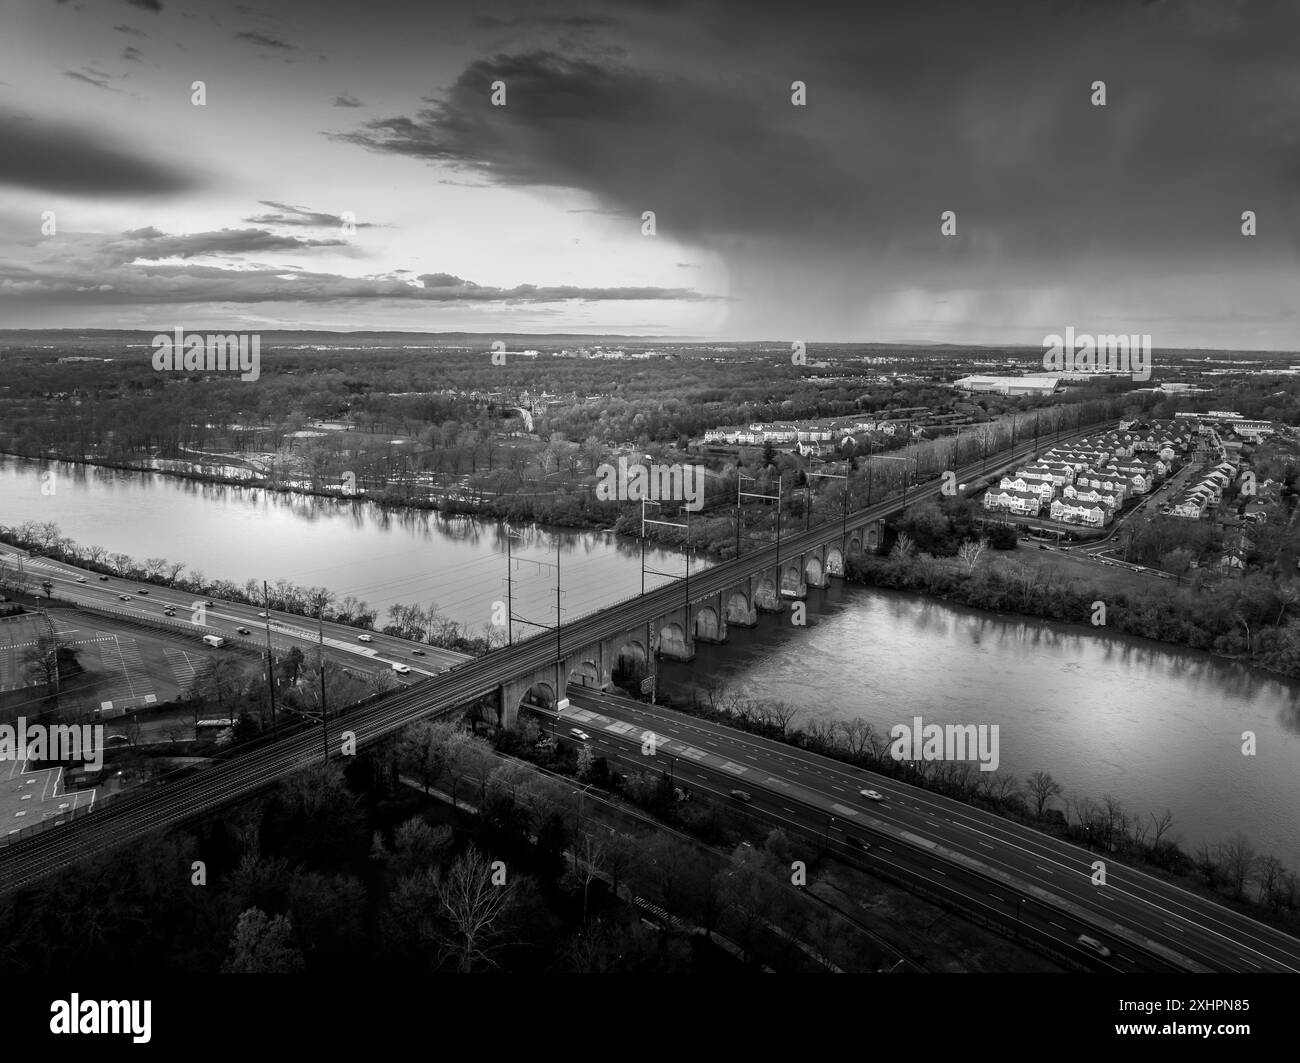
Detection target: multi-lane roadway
<box><xmin>552</xmin><ymin>690</ymin><xmax>1300</xmax><ymax>973</ymax></box>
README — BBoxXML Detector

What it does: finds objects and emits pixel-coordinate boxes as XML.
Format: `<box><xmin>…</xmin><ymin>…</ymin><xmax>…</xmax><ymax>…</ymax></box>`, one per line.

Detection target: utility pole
<box><xmin>505</xmin><ymin>523</ymin><xmax>514</xmax><ymax>645</ymax></box>
<box><xmin>263</xmin><ymin>580</ymin><xmax>277</xmax><ymax>737</ymax></box>
<box><xmin>505</xmin><ymin>527</ymin><xmax>563</xmax><ymax>663</ymax></box>
<box><xmin>735</xmin><ymin>472</ymin><xmax>742</xmax><ymax>557</ymax></box>
<box><xmin>319</xmin><ymin>606</ymin><xmax>327</xmax><ymax>760</ymax></box>
<box><xmin>643</xmin><ymin>498</ymin><xmax>692</xmax><ymax>647</ymax></box>
<box><xmin>806</xmin><ymin>467</ymin><xmax>848</xmax><ymax>553</ymax></box>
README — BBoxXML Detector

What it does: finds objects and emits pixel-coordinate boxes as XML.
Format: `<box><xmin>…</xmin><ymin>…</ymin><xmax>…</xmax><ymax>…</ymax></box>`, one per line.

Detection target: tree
<box><xmin>391</xmin><ymin>816</ymin><xmax>453</xmax><ymax>875</ymax></box>
<box><xmin>190</xmin><ymin>657</ymin><xmax>246</xmax><ymax>715</ymax></box>
<box><xmin>1254</xmin><ymin>855</ymin><xmax>1288</xmax><ymax>911</ymax></box>
<box><xmin>222</xmin><ymin>908</ymin><xmax>304</xmax><ymax>973</ymax></box>
<box><xmin>1216</xmin><ymin>833</ymin><xmax>1257</xmax><ymax>900</ymax></box>
<box><xmin>890</xmin><ymin>531</ymin><xmax>915</xmax><ymax>561</ymax></box>
<box><xmin>398</xmin><ymin>720</ymin><xmax>446</xmax><ymax>794</ymax></box>
<box><xmin>1148</xmin><ymin>808</ymin><xmax>1176</xmax><ymax>850</ymax></box>
<box><xmin>437</xmin><ymin>846</ymin><xmax>519</xmax><ymax>972</ymax></box>
<box><xmin>1025</xmin><ymin>770</ymin><xmax>1062</xmax><ymax>817</ymax></box>
<box><xmin>957</xmin><ymin>536</ymin><xmax>988</xmax><ymax>575</ymax></box>
<box><xmin>1161</xmin><ymin>547</ymin><xmax>1194</xmax><ymax>586</ymax></box>
<box><xmin>569</xmin><ymin>828</ymin><xmax>608</xmax><ymax>925</ymax></box>
<box><xmin>576</xmin><ymin>743</ymin><xmax>597</xmax><ymax>782</ymax></box>
<box><xmin>717</xmin><ymin>847</ymin><xmax>791</xmax><ymax>965</ymax></box>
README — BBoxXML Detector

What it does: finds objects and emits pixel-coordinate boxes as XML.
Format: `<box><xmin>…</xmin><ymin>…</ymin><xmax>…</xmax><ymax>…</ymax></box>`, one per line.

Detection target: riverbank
<box><xmin>642</xmin><ymin>682</ymin><xmax>1300</xmax><ymax>939</ymax></box>
<box><xmin>843</xmin><ymin>546</ymin><xmax>1300</xmax><ymax>681</ymax></box>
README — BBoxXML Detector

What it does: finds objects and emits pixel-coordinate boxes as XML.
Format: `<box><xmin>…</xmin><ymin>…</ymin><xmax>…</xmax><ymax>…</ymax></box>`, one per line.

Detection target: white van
<box><xmin>202</xmin><ymin>634</ymin><xmax>225</xmax><ymax>648</ymax></box>
<box><xmin>391</xmin><ymin>662</ymin><xmax>411</xmax><ymax>674</ymax></box>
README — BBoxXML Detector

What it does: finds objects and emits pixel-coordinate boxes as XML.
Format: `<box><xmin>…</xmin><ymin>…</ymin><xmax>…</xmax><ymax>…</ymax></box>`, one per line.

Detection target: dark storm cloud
<box><xmin>111</xmin><ymin>226</ymin><xmax>347</xmax><ymax>259</ymax></box>
<box><xmin>243</xmin><ymin>200</ymin><xmax>377</xmax><ymax>229</ymax></box>
<box><xmin>122</xmin><ymin>46</ymin><xmax>143</xmax><ymax>62</ymax></box>
<box><xmin>334</xmin><ymin>2</ymin><xmax>1300</xmax><ymax>278</ymax></box>
<box><xmin>235</xmin><ymin>31</ymin><xmax>295</xmax><ymax>51</ymax></box>
<box><xmin>332</xmin><ymin>93</ymin><xmax>364</xmax><ymax>108</ymax></box>
<box><xmin>114</xmin><ymin>24</ymin><xmax>148</xmax><ymax>37</ymax></box>
<box><xmin>0</xmin><ymin>115</ymin><xmax>195</xmax><ymax>195</ymax></box>
<box><xmin>125</xmin><ymin>0</ymin><xmax>162</xmax><ymax>12</ymax></box>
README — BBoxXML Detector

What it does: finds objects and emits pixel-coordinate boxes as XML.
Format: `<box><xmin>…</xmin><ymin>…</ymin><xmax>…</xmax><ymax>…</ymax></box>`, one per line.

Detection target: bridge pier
<box><xmin>753</xmin><ymin>569</ymin><xmax>782</xmax><ymax>613</ymax></box>
<box><xmin>656</xmin><ymin>605</ymin><xmax>695</xmax><ymax>661</ymax></box>
<box><xmin>724</xmin><ymin>585</ymin><xmax>757</xmax><ymax>628</ymax></box>
<box><xmin>692</xmin><ymin>592</ymin><xmax>728</xmax><ymax>643</ymax></box>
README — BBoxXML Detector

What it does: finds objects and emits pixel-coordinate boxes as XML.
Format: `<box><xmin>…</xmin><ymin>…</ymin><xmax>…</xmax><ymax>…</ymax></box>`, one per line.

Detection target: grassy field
<box><xmin>983</xmin><ymin>543</ymin><xmax>1176</xmax><ymax>596</ymax></box>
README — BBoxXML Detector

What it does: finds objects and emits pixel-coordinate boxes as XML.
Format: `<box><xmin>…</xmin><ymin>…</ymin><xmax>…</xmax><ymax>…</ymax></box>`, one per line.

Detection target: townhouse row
<box><xmin>1168</xmin><ymin>461</ymin><xmax>1239</xmax><ymax>519</ymax></box>
<box><xmin>981</xmin><ymin>422</ymin><xmax>1192</xmax><ymax>528</ymax></box>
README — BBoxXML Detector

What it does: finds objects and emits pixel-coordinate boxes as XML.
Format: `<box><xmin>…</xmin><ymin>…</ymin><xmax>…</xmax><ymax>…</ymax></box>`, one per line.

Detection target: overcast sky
<box><xmin>2</xmin><ymin>0</ymin><xmax>1298</xmax><ymax>348</ymax></box>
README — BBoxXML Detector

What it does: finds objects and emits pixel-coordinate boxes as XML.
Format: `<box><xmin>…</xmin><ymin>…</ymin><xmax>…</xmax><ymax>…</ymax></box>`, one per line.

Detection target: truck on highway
<box><xmin>201</xmin><ymin>634</ymin><xmax>225</xmax><ymax>648</ymax></box>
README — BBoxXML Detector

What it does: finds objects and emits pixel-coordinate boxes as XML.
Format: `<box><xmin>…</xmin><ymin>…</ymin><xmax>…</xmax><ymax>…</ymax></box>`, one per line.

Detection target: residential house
<box><xmin>1062</xmin><ymin>484</ymin><xmax>1121</xmax><ymax>511</ymax></box>
<box><xmin>983</xmin><ymin>488</ymin><xmax>1043</xmax><ymax>517</ymax></box>
<box><xmin>1050</xmin><ymin>498</ymin><xmax>1109</xmax><ymax>526</ymax></box>
<box><xmin>999</xmin><ymin>474</ymin><xmax>1055</xmax><ymax>503</ymax></box>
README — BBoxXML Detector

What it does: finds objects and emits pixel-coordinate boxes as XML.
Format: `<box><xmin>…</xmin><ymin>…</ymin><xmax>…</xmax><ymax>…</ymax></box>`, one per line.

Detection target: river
<box><xmin>3</xmin><ymin>455</ymin><xmax>1297</xmax><ymax>866</ymax></box>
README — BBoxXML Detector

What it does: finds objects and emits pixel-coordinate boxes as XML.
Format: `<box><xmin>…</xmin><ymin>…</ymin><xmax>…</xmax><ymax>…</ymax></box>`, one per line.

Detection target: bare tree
<box><xmin>764</xmin><ymin>699</ymin><xmax>800</xmax><ymax>736</ymax></box>
<box><xmin>1149</xmin><ymin>808</ymin><xmax>1176</xmax><ymax>850</ymax></box>
<box><xmin>836</xmin><ymin>718</ymin><xmax>875</xmax><ymax>757</ymax></box>
<box><xmin>569</xmin><ymin>828</ymin><xmax>608</xmax><ymax>925</ymax></box>
<box><xmin>437</xmin><ymin>845</ymin><xmax>519</xmax><ymax>972</ymax></box>
<box><xmin>1026</xmin><ymin>770</ymin><xmax>1062</xmax><ymax>817</ymax></box>
<box><xmin>890</xmin><ymin>531</ymin><xmax>915</xmax><ymax>560</ymax></box>
<box><xmin>1216</xmin><ymin>833</ymin><xmax>1257</xmax><ymax>900</ymax></box>
<box><xmin>1255</xmin><ymin>855</ymin><xmax>1287</xmax><ymax>911</ymax></box>
<box><xmin>957</xmin><ymin>536</ymin><xmax>988</xmax><ymax>575</ymax></box>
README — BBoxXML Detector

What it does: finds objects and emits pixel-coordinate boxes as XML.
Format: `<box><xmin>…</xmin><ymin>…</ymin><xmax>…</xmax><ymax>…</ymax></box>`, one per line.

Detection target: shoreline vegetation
<box><xmin>843</xmin><ymin>535</ymin><xmax>1300</xmax><ymax>682</ymax></box>
<box><xmin>642</xmin><ymin>686</ymin><xmax>1300</xmax><ymax>937</ymax></box>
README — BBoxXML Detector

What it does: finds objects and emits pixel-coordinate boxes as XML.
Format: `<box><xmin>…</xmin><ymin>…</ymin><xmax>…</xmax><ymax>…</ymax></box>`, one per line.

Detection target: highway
<box><xmin>554</xmin><ymin>690</ymin><xmax>1300</xmax><ymax>974</ymax></box>
<box><xmin>2</xmin><ymin>551</ymin><xmax>468</xmax><ymax>681</ymax></box>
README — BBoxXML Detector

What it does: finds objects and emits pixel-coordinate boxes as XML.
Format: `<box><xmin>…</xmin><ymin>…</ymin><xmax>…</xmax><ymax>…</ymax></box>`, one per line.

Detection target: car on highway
<box><xmin>98</xmin><ymin>575</ymin><xmax>109</xmax><ymax>581</ymax></box>
<box><xmin>357</xmin><ymin>634</ymin><xmax>373</xmax><ymax>643</ymax></box>
<box><xmin>137</xmin><ymin>588</ymin><xmax>149</xmax><ymax>595</ymax></box>
<box><xmin>569</xmin><ymin>728</ymin><xmax>590</xmax><ymax>741</ymax></box>
<box><xmin>236</xmin><ymin>626</ymin><xmax>251</xmax><ymax>635</ymax></box>
<box><xmin>728</xmin><ymin>789</ymin><xmax>752</xmax><ymax>802</ymax></box>
<box><xmin>844</xmin><ymin>835</ymin><xmax>872</xmax><ymax>852</ymax></box>
<box><xmin>411</xmin><ymin>649</ymin><xmax>426</xmax><ymax>656</ymax></box>
<box><xmin>75</xmin><ymin>577</ymin><xmax>87</xmax><ymax>583</ymax></box>
<box><xmin>391</xmin><ymin>663</ymin><xmax>411</xmax><ymax>675</ymax></box>
<box><xmin>203</xmin><ymin>599</ymin><xmax>215</xmax><ymax>606</ymax></box>
<box><xmin>118</xmin><ymin>595</ymin><xmax>132</xmax><ymax>601</ymax></box>
<box><xmin>163</xmin><ymin>608</ymin><xmax>176</xmax><ymax>617</ymax></box>
<box><xmin>859</xmin><ymin>789</ymin><xmax>883</xmax><ymax>801</ymax></box>
<box><xmin>1076</xmin><ymin>934</ymin><xmax>1112</xmax><ymax>958</ymax></box>
<box><xmin>257</xmin><ymin>611</ymin><xmax>268</xmax><ymax>618</ymax></box>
